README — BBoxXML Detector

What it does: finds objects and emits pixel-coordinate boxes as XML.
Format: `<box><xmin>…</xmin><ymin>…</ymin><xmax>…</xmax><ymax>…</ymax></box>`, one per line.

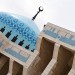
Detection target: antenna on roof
<box><xmin>32</xmin><ymin>6</ymin><xmax>44</xmax><ymax>21</ymax></box>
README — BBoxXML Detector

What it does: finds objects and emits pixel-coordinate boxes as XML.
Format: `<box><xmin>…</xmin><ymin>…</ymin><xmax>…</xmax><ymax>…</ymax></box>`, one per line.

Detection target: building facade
<box><xmin>0</xmin><ymin>22</ymin><xmax>75</xmax><ymax>75</ymax></box>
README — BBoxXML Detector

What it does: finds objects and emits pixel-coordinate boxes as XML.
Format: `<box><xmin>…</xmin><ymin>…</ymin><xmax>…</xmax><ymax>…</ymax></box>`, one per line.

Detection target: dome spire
<box><xmin>32</xmin><ymin>6</ymin><xmax>44</xmax><ymax>21</ymax></box>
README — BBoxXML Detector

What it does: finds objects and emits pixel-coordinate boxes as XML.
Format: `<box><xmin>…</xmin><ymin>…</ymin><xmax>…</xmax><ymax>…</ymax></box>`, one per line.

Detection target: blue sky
<box><xmin>0</xmin><ymin>0</ymin><xmax>75</xmax><ymax>32</ymax></box>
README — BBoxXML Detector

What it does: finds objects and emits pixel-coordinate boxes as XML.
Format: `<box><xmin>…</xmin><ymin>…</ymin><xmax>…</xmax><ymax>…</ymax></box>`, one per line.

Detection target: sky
<box><xmin>0</xmin><ymin>0</ymin><xmax>75</xmax><ymax>32</ymax></box>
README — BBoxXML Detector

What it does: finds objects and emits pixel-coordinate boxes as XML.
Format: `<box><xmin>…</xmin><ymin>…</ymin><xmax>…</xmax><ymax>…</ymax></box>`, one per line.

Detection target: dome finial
<box><xmin>32</xmin><ymin>6</ymin><xmax>44</xmax><ymax>21</ymax></box>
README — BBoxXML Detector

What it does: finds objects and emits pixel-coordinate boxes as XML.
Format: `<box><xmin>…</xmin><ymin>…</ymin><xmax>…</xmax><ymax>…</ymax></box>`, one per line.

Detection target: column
<box><xmin>22</xmin><ymin>66</ymin><xmax>28</xmax><ymax>75</ymax></box>
<box><xmin>53</xmin><ymin>43</ymin><xmax>60</xmax><ymax>60</ymax></box>
<box><xmin>7</xmin><ymin>58</ymin><xmax>14</xmax><ymax>75</ymax></box>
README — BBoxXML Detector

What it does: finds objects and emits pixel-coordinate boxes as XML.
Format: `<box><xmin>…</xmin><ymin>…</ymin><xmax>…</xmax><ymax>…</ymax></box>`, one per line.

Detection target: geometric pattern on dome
<box><xmin>0</xmin><ymin>13</ymin><xmax>38</xmax><ymax>51</ymax></box>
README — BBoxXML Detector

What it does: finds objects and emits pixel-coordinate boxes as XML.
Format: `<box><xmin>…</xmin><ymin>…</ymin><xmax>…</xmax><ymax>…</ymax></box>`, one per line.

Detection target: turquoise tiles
<box><xmin>5</xmin><ymin>48</ymin><xmax>30</xmax><ymax>62</ymax></box>
<box><xmin>43</xmin><ymin>29</ymin><xmax>75</xmax><ymax>46</ymax></box>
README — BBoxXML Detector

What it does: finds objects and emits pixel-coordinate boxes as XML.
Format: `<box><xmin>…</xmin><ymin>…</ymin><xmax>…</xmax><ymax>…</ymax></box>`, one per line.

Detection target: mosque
<box><xmin>0</xmin><ymin>7</ymin><xmax>75</xmax><ymax>75</ymax></box>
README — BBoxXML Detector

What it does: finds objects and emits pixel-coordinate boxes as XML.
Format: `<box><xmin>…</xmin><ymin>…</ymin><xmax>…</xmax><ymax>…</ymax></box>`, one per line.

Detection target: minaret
<box><xmin>25</xmin><ymin>44</ymin><xmax>30</xmax><ymax>49</ymax></box>
<box><xmin>31</xmin><ymin>49</ymin><xmax>35</xmax><ymax>52</ymax></box>
<box><xmin>0</xmin><ymin>26</ymin><xmax>6</xmax><ymax>33</ymax></box>
<box><xmin>18</xmin><ymin>40</ymin><xmax>24</xmax><ymax>46</ymax></box>
<box><xmin>5</xmin><ymin>30</ymin><xmax>12</xmax><ymax>38</ymax></box>
<box><xmin>11</xmin><ymin>35</ymin><xmax>18</xmax><ymax>42</ymax></box>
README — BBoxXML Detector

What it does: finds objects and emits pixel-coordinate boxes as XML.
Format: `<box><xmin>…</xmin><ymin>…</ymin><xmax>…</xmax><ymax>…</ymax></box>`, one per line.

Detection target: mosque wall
<box><xmin>41</xmin><ymin>23</ymin><xmax>75</xmax><ymax>75</ymax></box>
<box><xmin>0</xmin><ymin>22</ymin><xmax>75</xmax><ymax>75</ymax></box>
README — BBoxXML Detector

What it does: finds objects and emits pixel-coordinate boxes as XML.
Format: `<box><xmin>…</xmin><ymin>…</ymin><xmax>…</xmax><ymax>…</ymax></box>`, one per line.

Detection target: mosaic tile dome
<box><xmin>0</xmin><ymin>12</ymin><xmax>40</xmax><ymax>52</ymax></box>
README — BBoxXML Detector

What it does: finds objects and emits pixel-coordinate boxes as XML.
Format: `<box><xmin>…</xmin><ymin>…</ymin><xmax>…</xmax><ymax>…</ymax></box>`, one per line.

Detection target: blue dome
<box><xmin>0</xmin><ymin>12</ymin><xmax>40</xmax><ymax>52</ymax></box>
